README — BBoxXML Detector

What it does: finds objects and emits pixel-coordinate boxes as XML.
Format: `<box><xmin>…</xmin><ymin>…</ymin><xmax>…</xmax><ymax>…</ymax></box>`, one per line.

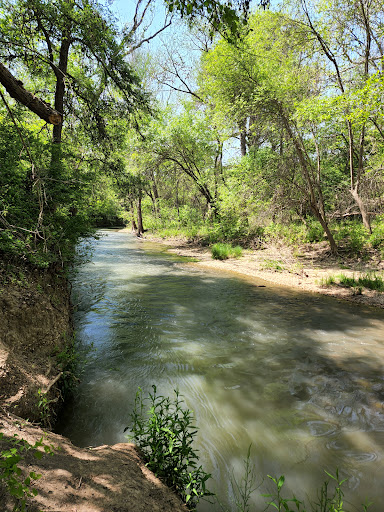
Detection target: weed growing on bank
<box><xmin>211</xmin><ymin>243</ymin><xmax>243</xmax><ymax>260</ymax></box>
<box><xmin>223</xmin><ymin>450</ymin><xmax>373</xmax><ymax>512</ymax></box>
<box><xmin>0</xmin><ymin>433</ymin><xmax>54</xmax><ymax>511</ymax></box>
<box><xmin>125</xmin><ymin>385</ymin><xmax>213</xmax><ymax>510</ymax></box>
<box><xmin>321</xmin><ymin>272</ymin><xmax>384</xmax><ymax>292</ymax></box>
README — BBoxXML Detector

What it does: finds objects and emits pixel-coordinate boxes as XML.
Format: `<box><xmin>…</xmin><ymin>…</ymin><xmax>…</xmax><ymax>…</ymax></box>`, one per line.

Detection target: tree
<box><xmin>296</xmin><ymin>0</ymin><xmax>384</xmax><ymax>231</ymax></box>
<box><xmin>199</xmin><ymin>11</ymin><xmax>339</xmax><ymax>252</ymax></box>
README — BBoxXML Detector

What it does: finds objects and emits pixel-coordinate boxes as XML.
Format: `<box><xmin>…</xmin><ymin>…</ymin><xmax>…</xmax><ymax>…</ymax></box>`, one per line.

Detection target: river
<box><xmin>57</xmin><ymin>230</ymin><xmax>384</xmax><ymax>511</ymax></box>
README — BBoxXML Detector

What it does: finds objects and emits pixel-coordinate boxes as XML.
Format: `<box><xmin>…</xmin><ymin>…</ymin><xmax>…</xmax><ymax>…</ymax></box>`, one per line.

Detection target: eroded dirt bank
<box><xmin>141</xmin><ymin>235</ymin><xmax>384</xmax><ymax>309</ymax></box>
<box><xmin>0</xmin><ymin>259</ymin><xmax>187</xmax><ymax>511</ymax></box>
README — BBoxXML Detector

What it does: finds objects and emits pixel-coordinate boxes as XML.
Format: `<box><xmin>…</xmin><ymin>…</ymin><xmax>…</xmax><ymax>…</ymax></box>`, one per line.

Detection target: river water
<box><xmin>57</xmin><ymin>230</ymin><xmax>384</xmax><ymax>511</ymax></box>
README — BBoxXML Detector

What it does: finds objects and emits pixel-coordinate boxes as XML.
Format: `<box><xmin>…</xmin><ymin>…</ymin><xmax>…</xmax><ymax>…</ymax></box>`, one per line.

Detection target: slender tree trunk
<box><xmin>347</xmin><ymin>121</ymin><xmax>371</xmax><ymax>231</ymax></box>
<box><xmin>52</xmin><ymin>35</ymin><xmax>71</xmax><ymax>144</ymax></box>
<box><xmin>129</xmin><ymin>200</ymin><xmax>137</xmax><ymax>232</ymax></box>
<box><xmin>239</xmin><ymin>119</ymin><xmax>247</xmax><ymax>157</ymax></box>
<box><xmin>278</xmin><ymin>105</ymin><xmax>338</xmax><ymax>254</ymax></box>
<box><xmin>137</xmin><ymin>192</ymin><xmax>144</xmax><ymax>236</ymax></box>
<box><xmin>47</xmin><ymin>32</ymin><xmax>71</xmax><ymax>215</ymax></box>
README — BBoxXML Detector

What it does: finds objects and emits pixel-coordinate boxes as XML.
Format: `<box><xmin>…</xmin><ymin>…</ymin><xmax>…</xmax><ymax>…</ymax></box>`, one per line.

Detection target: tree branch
<box><xmin>0</xmin><ymin>63</ymin><xmax>62</xmax><ymax>124</ymax></box>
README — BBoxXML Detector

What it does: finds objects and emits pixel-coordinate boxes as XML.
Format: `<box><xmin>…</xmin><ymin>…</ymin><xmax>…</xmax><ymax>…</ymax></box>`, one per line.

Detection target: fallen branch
<box><xmin>43</xmin><ymin>372</ymin><xmax>63</xmax><ymax>394</ymax></box>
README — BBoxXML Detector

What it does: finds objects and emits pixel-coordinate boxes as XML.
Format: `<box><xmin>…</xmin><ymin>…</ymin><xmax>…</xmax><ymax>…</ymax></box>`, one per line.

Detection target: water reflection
<box><xmin>57</xmin><ymin>230</ymin><xmax>384</xmax><ymax>511</ymax></box>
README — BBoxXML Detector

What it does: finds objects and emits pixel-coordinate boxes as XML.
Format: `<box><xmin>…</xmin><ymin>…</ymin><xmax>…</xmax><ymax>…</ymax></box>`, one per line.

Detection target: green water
<box><xmin>57</xmin><ymin>230</ymin><xmax>384</xmax><ymax>510</ymax></box>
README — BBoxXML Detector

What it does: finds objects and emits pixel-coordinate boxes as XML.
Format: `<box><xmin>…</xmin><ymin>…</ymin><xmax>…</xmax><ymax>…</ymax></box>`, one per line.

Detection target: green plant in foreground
<box><xmin>211</xmin><ymin>243</ymin><xmax>243</xmax><ymax>260</ymax></box>
<box><xmin>0</xmin><ymin>433</ymin><xmax>54</xmax><ymax>511</ymax></box>
<box><xmin>125</xmin><ymin>385</ymin><xmax>213</xmax><ymax>510</ymax></box>
<box><xmin>262</xmin><ymin>469</ymin><xmax>372</xmax><ymax>512</ymax></box>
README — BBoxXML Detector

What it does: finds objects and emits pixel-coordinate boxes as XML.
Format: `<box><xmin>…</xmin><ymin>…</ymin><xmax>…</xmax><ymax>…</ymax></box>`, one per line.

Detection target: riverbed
<box><xmin>57</xmin><ymin>230</ymin><xmax>384</xmax><ymax>511</ymax></box>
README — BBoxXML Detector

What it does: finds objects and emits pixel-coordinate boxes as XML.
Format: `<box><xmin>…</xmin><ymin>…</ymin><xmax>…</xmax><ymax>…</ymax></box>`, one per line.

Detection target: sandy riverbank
<box><xmin>140</xmin><ymin>234</ymin><xmax>384</xmax><ymax>309</ymax></box>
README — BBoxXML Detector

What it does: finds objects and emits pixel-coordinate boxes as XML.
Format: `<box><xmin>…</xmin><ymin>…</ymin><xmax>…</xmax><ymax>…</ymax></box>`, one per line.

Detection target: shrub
<box><xmin>333</xmin><ymin>221</ymin><xmax>370</xmax><ymax>254</ymax></box>
<box><xmin>125</xmin><ymin>386</ymin><xmax>213</xmax><ymax>510</ymax></box>
<box><xmin>369</xmin><ymin>216</ymin><xmax>384</xmax><ymax>252</ymax></box>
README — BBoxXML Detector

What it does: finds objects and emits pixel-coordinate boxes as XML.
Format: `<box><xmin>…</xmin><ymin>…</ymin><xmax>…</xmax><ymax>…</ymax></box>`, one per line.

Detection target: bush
<box><xmin>211</xmin><ymin>243</ymin><xmax>243</xmax><ymax>260</ymax></box>
<box><xmin>333</xmin><ymin>221</ymin><xmax>370</xmax><ymax>254</ymax></box>
<box><xmin>369</xmin><ymin>216</ymin><xmax>384</xmax><ymax>252</ymax></box>
<box><xmin>125</xmin><ymin>386</ymin><xmax>213</xmax><ymax>510</ymax></box>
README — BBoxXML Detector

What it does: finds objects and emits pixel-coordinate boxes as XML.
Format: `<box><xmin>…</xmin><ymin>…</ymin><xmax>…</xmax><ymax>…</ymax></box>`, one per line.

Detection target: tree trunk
<box><xmin>137</xmin><ymin>192</ymin><xmax>144</xmax><ymax>236</ymax></box>
<box><xmin>278</xmin><ymin>104</ymin><xmax>338</xmax><ymax>254</ymax></box>
<box><xmin>351</xmin><ymin>186</ymin><xmax>371</xmax><ymax>232</ymax></box>
<box><xmin>0</xmin><ymin>63</ymin><xmax>62</xmax><ymax>125</ymax></box>
<box><xmin>239</xmin><ymin>119</ymin><xmax>247</xmax><ymax>157</ymax></box>
<box><xmin>52</xmin><ymin>35</ymin><xmax>71</xmax><ymax>144</ymax></box>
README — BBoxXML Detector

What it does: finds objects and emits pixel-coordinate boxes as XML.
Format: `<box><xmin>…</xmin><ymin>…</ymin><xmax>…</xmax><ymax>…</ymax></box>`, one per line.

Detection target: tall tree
<box><xmin>199</xmin><ymin>11</ymin><xmax>339</xmax><ymax>252</ymax></box>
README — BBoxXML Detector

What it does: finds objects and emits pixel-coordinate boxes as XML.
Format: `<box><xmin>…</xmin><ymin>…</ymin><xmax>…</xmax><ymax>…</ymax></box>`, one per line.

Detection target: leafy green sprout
<box><xmin>0</xmin><ymin>433</ymin><xmax>54</xmax><ymax>512</ymax></box>
<box><xmin>125</xmin><ymin>385</ymin><xmax>213</xmax><ymax>510</ymax></box>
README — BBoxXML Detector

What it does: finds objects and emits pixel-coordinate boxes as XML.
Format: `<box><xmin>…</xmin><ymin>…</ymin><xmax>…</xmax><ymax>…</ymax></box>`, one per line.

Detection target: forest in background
<box><xmin>1</xmin><ymin>0</ymin><xmax>384</xmax><ymax>268</ymax></box>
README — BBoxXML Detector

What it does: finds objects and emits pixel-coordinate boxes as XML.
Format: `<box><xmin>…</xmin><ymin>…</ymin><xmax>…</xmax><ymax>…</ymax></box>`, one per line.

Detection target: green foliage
<box><xmin>54</xmin><ymin>337</ymin><xmax>83</xmax><ymax>398</ymax></box>
<box><xmin>264</xmin><ymin>472</ymin><xmax>331</xmax><ymax>511</ymax></box>
<box><xmin>229</xmin><ymin>445</ymin><xmax>258</xmax><ymax>512</ymax></box>
<box><xmin>369</xmin><ymin>216</ymin><xmax>384</xmax><ymax>252</ymax></box>
<box><xmin>261</xmin><ymin>259</ymin><xmax>285</xmax><ymax>271</ymax></box>
<box><xmin>211</xmin><ymin>243</ymin><xmax>243</xmax><ymax>260</ymax></box>
<box><xmin>262</xmin><ymin>469</ymin><xmax>372</xmax><ymax>512</ymax></box>
<box><xmin>320</xmin><ymin>272</ymin><xmax>384</xmax><ymax>293</ymax></box>
<box><xmin>333</xmin><ymin>222</ymin><xmax>369</xmax><ymax>254</ymax></box>
<box><xmin>338</xmin><ymin>273</ymin><xmax>384</xmax><ymax>292</ymax></box>
<box><xmin>264</xmin><ymin>223</ymin><xmax>310</xmax><ymax>246</ymax></box>
<box><xmin>126</xmin><ymin>385</ymin><xmax>213</xmax><ymax>510</ymax></box>
<box><xmin>320</xmin><ymin>275</ymin><xmax>336</xmax><ymax>287</ymax></box>
<box><xmin>36</xmin><ymin>389</ymin><xmax>54</xmax><ymax>429</ymax></box>
<box><xmin>0</xmin><ymin>432</ymin><xmax>54</xmax><ymax>511</ymax></box>
<box><xmin>223</xmin><ymin>449</ymin><xmax>372</xmax><ymax>512</ymax></box>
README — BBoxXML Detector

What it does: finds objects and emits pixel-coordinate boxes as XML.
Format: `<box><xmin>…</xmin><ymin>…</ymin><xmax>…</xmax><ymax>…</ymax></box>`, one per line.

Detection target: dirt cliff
<box><xmin>0</xmin><ymin>259</ymin><xmax>187</xmax><ymax>511</ymax></box>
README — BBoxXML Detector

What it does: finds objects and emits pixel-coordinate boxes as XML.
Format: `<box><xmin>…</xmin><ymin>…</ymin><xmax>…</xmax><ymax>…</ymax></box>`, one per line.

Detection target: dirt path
<box><xmin>142</xmin><ymin>235</ymin><xmax>384</xmax><ymax>309</ymax></box>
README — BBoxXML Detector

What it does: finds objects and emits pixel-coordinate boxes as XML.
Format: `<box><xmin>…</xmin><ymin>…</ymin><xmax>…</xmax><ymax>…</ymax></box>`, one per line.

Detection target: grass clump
<box><xmin>321</xmin><ymin>275</ymin><xmax>336</xmax><ymax>287</ymax></box>
<box><xmin>211</xmin><ymin>243</ymin><xmax>243</xmax><ymax>260</ymax></box>
<box><xmin>261</xmin><ymin>259</ymin><xmax>285</xmax><ymax>271</ymax></box>
<box><xmin>320</xmin><ymin>272</ymin><xmax>384</xmax><ymax>292</ymax></box>
<box><xmin>125</xmin><ymin>385</ymin><xmax>213</xmax><ymax>510</ymax></box>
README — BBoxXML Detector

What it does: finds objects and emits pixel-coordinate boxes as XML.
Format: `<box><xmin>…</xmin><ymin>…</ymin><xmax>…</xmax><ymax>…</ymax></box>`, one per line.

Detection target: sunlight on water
<box><xmin>57</xmin><ymin>230</ymin><xmax>384</xmax><ymax>511</ymax></box>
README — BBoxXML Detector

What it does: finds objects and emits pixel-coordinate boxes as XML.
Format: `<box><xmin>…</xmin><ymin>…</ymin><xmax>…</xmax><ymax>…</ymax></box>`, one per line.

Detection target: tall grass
<box><xmin>211</xmin><ymin>243</ymin><xmax>243</xmax><ymax>260</ymax></box>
